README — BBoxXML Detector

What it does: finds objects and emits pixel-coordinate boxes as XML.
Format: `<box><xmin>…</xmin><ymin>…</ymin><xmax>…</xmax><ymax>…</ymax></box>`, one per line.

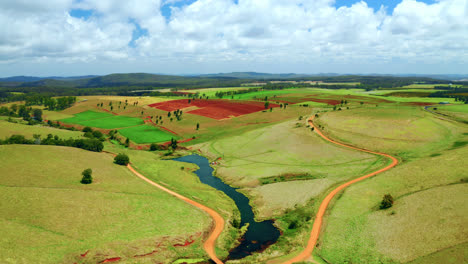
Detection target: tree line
<box><xmin>0</xmin><ymin>134</ymin><xmax>104</xmax><ymax>152</ymax></box>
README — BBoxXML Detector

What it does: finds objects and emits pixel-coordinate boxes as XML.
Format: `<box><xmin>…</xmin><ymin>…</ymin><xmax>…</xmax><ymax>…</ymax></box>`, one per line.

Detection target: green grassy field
<box><xmin>436</xmin><ymin>104</ymin><xmax>468</xmax><ymax>113</ymax></box>
<box><xmin>317</xmin><ymin>140</ymin><xmax>468</xmax><ymax>264</ymax></box>
<box><xmin>315</xmin><ymin>106</ymin><xmax>464</xmax><ymax>159</ymax></box>
<box><xmin>0</xmin><ymin>145</ymin><xmax>211</xmax><ymax>264</ymax></box>
<box><xmin>60</xmin><ymin>111</ymin><xmax>144</xmax><ymax>129</ymax></box>
<box><xmin>76</xmin><ymin>115</ymin><xmax>144</xmax><ymax>129</ymax></box>
<box><xmin>198</xmin><ymin>119</ymin><xmax>385</xmax><ymax>219</ymax></box>
<box><xmin>0</xmin><ymin>119</ymin><xmax>84</xmax><ymax>139</ymax></box>
<box><xmin>179</xmin><ymin>87</ymin><xmax>251</xmax><ymax>97</ymax></box>
<box><xmin>102</xmin><ymin>143</ymin><xmax>239</xmax><ymax>258</ymax></box>
<box><xmin>60</xmin><ymin>110</ymin><xmax>113</xmax><ymax>122</ymax></box>
<box><xmin>118</xmin><ymin>125</ymin><xmax>177</xmax><ymax>143</ymax></box>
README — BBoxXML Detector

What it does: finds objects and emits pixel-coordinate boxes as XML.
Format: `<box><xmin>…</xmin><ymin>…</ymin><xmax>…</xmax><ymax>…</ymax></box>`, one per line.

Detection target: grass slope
<box><xmin>0</xmin><ymin>145</ymin><xmax>210</xmax><ymax>263</ymax></box>
<box><xmin>198</xmin><ymin>119</ymin><xmax>384</xmax><ymax>219</ymax></box>
<box><xmin>0</xmin><ymin>120</ymin><xmax>83</xmax><ymax>139</ymax></box>
<box><xmin>103</xmin><ymin>143</ymin><xmax>239</xmax><ymax>258</ymax></box>
<box><xmin>60</xmin><ymin>110</ymin><xmax>144</xmax><ymax>129</ymax></box>
<box><xmin>118</xmin><ymin>125</ymin><xmax>177</xmax><ymax>144</ymax></box>
<box><xmin>315</xmin><ymin>106</ymin><xmax>464</xmax><ymax>159</ymax></box>
<box><xmin>315</xmin><ymin>108</ymin><xmax>468</xmax><ymax>264</ymax></box>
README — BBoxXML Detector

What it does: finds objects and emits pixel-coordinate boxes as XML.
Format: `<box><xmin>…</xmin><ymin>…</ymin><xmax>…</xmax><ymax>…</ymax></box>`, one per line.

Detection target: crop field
<box><xmin>178</xmin><ymin>87</ymin><xmax>251</xmax><ymax>97</ymax></box>
<box><xmin>118</xmin><ymin>125</ymin><xmax>177</xmax><ymax>144</ymax></box>
<box><xmin>60</xmin><ymin>110</ymin><xmax>144</xmax><ymax>129</ymax></box>
<box><xmin>149</xmin><ymin>99</ymin><xmax>280</xmax><ymax>120</ymax></box>
<box><xmin>60</xmin><ymin>110</ymin><xmax>114</xmax><ymax>123</ymax></box>
<box><xmin>76</xmin><ymin>115</ymin><xmax>144</xmax><ymax>129</ymax></box>
<box><xmin>0</xmin><ymin>145</ymin><xmax>211</xmax><ymax>264</ymax></box>
<box><xmin>0</xmin><ymin>119</ymin><xmax>83</xmax><ymax>139</ymax></box>
<box><xmin>400</xmin><ymin>84</ymin><xmax>453</xmax><ymax>89</ymax></box>
<box><xmin>78</xmin><ymin>95</ymin><xmax>175</xmax><ymax>105</ymax></box>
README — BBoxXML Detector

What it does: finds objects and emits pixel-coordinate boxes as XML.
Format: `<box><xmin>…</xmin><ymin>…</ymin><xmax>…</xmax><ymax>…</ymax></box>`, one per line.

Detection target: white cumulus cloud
<box><xmin>0</xmin><ymin>0</ymin><xmax>467</xmax><ymax>75</ymax></box>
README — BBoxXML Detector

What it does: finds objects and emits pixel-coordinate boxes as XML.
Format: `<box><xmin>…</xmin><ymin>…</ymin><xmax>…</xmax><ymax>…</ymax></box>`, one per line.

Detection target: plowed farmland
<box><xmin>148</xmin><ymin>99</ymin><xmax>279</xmax><ymax>120</ymax></box>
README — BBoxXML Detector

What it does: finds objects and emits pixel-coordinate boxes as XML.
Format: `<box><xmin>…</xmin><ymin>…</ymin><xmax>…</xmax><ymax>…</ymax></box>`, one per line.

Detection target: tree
<box><xmin>150</xmin><ymin>143</ymin><xmax>159</xmax><ymax>151</ymax></box>
<box><xmin>264</xmin><ymin>102</ymin><xmax>270</xmax><ymax>109</ymax></box>
<box><xmin>170</xmin><ymin>138</ymin><xmax>178</xmax><ymax>150</ymax></box>
<box><xmin>125</xmin><ymin>137</ymin><xmax>130</xmax><ymax>147</ymax></box>
<box><xmin>196</xmin><ymin>123</ymin><xmax>200</xmax><ymax>130</ymax></box>
<box><xmin>82</xmin><ymin>127</ymin><xmax>93</xmax><ymax>133</ymax></box>
<box><xmin>92</xmin><ymin>130</ymin><xmax>103</xmax><ymax>139</ymax></box>
<box><xmin>114</xmin><ymin>153</ymin><xmax>130</xmax><ymax>165</ymax></box>
<box><xmin>80</xmin><ymin>168</ymin><xmax>93</xmax><ymax>184</ymax></box>
<box><xmin>33</xmin><ymin>109</ymin><xmax>42</xmax><ymax>122</ymax></box>
<box><xmin>380</xmin><ymin>194</ymin><xmax>394</xmax><ymax>209</ymax></box>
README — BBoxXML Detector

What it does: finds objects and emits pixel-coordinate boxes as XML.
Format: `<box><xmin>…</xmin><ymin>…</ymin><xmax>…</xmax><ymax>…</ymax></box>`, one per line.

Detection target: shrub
<box><xmin>92</xmin><ymin>130</ymin><xmax>103</xmax><ymax>139</ymax></box>
<box><xmin>114</xmin><ymin>153</ymin><xmax>130</xmax><ymax>165</ymax></box>
<box><xmin>80</xmin><ymin>168</ymin><xmax>93</xmax><ymax>184</ymax></box>
<box><xmin>150</xmin><ymin>143</ymin><xmax>159</xmax><ymax>151</ymax></box>
<box><xmin>82</xmin><ymin>127</ymin><xmax>93</xmax><ymax>132</ymax></box>
<box><xmin>380</xmin><ymin>194</ymin><xmax>394</xmax><ymax>209</ymax></box>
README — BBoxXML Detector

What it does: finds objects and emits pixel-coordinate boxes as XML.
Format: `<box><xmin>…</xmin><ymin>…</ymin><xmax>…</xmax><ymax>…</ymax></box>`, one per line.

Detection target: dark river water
<box><xmin>172</xmin><ymin>154</ymin><xmax>280</xmax><ymax>260</ymax></box>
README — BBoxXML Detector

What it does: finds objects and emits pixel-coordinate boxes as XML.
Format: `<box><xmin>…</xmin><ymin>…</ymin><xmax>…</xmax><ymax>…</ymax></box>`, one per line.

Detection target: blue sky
<box><xmin>0</xmin><ymin>0</ymin><xmax>466</xmax><ymax>76</ymax></box>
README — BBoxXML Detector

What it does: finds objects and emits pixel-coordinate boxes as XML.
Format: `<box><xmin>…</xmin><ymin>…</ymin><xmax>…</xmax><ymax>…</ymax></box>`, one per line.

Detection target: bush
<box><xmin>82</xmin><ymin>127</ymin><xmax>93</xmax><ymax>132</ymax></box>
<box><xmin>150</xmin><ymin>143</ymin><xmax>159</xmax><ymax>151</ymax></box>
<box><xmin>92</xmin><ymin>130</ymin><xmax>103</xmax><ymax>139</ymax></box>
<box><xmin>380</xmin><ymin>194</ymin><xmax>394</xmax><ymax>209</ymax></box>
<box><xmin>80</xmin><ymin>168</ymin><xmax>93</xmax><ymax>184</ymax></box>
<box><xmin>114</xmin><ymin>153</ymin><xmax>130</xmax><ymax>165</ymax></box>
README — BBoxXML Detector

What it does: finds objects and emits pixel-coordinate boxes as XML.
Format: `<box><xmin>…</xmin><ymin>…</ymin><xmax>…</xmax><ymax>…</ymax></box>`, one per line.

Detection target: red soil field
<box><xmin>148</xmin><ymin>99</ymin><xmax>279</xmax><ymax>120</ymax></box>
<box><xmin>406</xmin><ymin>102</ymin><xmax>434</xmax><ymax>106</ymax></box>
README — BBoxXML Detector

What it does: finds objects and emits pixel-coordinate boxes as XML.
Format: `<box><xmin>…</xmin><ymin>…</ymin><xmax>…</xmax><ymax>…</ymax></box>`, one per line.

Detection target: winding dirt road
<box><xmin>282</xmin><ymin>116</ymin><xmax>399</xmax><ymax>264</ymax></box>
<box><xmin>125</xmin><ymin>163</ymin><xmax>225</xmax><ymax>264</ymax></box>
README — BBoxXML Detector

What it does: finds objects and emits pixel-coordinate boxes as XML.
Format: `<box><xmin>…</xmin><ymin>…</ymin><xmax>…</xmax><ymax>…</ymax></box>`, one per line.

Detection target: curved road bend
<box><xmin>125</xmin><ymin>164</ymin><xmax>225</xmax><ymax>264</ymax></box>
<box><xmin>282</xmin><ymin>116</ymin><xmax>399</xmax><ymax>264</ymax></box>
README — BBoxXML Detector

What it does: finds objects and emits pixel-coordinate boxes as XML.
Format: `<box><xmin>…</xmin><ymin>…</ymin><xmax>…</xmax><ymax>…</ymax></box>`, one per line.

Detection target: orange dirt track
<box><xmin>126</xmin><ymin>164</ymin><xmax>225</xmax><ymax>264</ymax></box>
<box><xmin>282</xmin><ymin>116</ymin><xmax>399</xmax><ymax>264</ymax></box>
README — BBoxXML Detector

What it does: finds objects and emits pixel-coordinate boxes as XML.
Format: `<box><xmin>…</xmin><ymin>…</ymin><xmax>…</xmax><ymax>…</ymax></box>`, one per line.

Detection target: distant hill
<box><xmin>199</xmin><ymin>72</ymin><xmax>317</xmax><ymax>79</ymax></box>
<box><xmin>0</xmin><ymin>75</ymin><xmax>98</xmax><ymax>83</ymax></box>
<box><xmin>0</xmin><ymin>72</ymin><xmax>462</xmax><ymax>90</ymax></box>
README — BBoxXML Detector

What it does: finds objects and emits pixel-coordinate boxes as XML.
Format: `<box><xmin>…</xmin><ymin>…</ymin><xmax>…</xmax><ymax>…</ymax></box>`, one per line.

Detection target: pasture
<box><xmin>317</xmin><ymin>138</ymin><xmax>468</xmax><ymax>264</ymax></box>
<box><xmin>198</xmin><ymin>119</ymin><xmax>385</xmax><ymax>219</ymax></box>
<box><xmin>118</xmin><ymin>125</ymin><xmax>177</xmax><ymax>144</ymax></box>
<box><xmin>102</xmin><ymin>143</ymin><xmax>240</xmax><ymax>258</ymax></box>
<box><xmin>0</xmin><ymin>145</ymin><xmax>211</xmax><ymax>264</ymax></box>
<box><xmin>0</xmin><ymin>119</ymin><xmax>83</xmax><ymax>139</ymax></box>
<box><xmin>315</xmin><ymin>106</ymin><xmax>464</xmax><ymax>159</ymax></box>
<box><xmin>60</xmin><ymin>110</ymin><xmax>144</xmax><ymax>129</ymax></box>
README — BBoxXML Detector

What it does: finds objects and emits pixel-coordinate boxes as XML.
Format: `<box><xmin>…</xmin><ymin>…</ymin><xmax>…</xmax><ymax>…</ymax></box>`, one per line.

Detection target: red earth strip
<box><xmin>99</xmin><ymin>257</ymin><xmax>121</xmax><ymax>263</ymax></box>
<box><xmin>133</xmin><ymin>250</ymin><xmax>158</xmax><ymax>258</ymax></box>
<box><xmin>173</xmin><ymin>239</ymin><xmax>195</xmax><ymax>247</ymax></box>
<box><xmin>100</xmin><ymin>108</ymin><xmax>119</xmax><ymax>115</ymax></box>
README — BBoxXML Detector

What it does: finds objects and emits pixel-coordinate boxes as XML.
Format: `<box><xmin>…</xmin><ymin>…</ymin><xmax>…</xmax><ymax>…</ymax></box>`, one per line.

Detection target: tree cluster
<box><xmin>0</xmin><ymin>134</ymin><xmax>103</xmax><ymax>152</ymax></box>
